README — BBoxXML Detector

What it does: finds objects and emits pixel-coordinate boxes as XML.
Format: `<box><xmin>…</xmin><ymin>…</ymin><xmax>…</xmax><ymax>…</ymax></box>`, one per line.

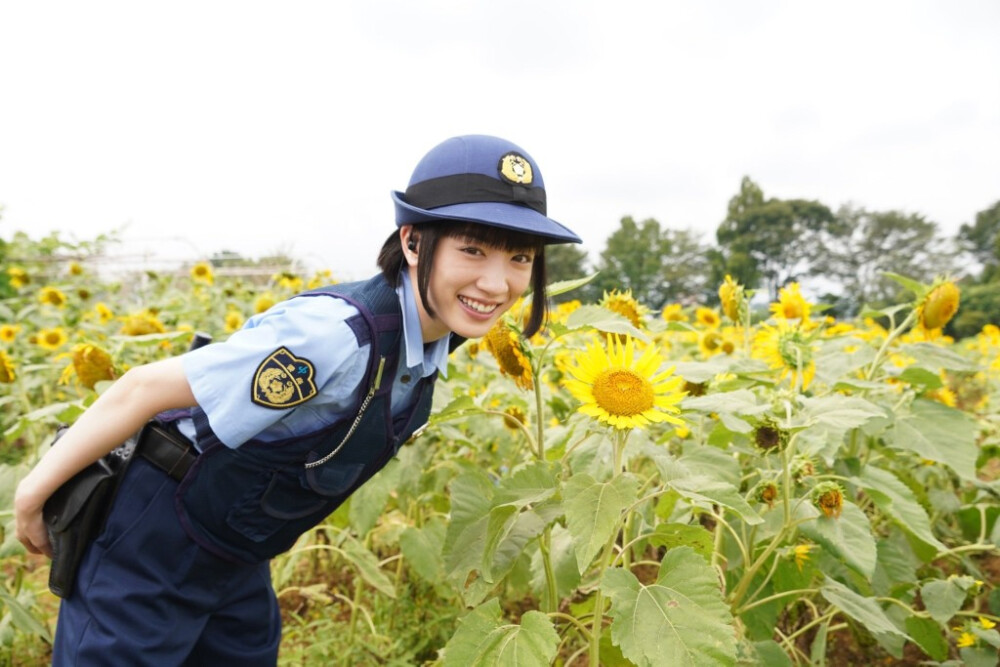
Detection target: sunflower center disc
<box><xmin>592</xmin><ymin>369</ymin><xmax>655</xmax><ymax>416</ymax></box>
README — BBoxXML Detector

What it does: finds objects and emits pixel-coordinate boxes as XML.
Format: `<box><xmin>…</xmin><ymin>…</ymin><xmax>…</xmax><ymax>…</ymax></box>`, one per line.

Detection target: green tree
<box><xmin>590</xmin><ymin>217</ymin><xmax>709</xmax><ymax>309</ymax></box>
<box><xmin>715</xmin><ymin>177</ymin><xmax>841</xmax><ymax>300</ymax></box>
<box><xmin>821</xmin><ymin>206</ymin><xmax>955</xmax><ymax>315</ymax></box>
<box><xmin>543</xmin><ymin>243</ymin><xmax>592</xmax><ymax>303</ymax></box>
<box><xmin>957</xmin><ymin>199</ymin><xmax>1000</xmax><ymax>278</ymax></box>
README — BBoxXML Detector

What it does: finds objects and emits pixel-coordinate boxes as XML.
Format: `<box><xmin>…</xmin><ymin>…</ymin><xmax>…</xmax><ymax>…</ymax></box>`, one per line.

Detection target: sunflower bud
<box><xmin>811</xmin><ymin>482</ymin><xmax>844</xmax><ymax>519</ymax></box>
<box><xmin>753</xmin><ymin>481</ymin><xmax>780</xmax><ymax>508</ymax></box>
<box><xmin>718</xmin><ymin>275</ymin><xmax>744</xmax><ymax>322</ymax></box>
<box><xmin>919</xmin><ymin>280</ymin><xmax>960</xmax><ymax>330</ymax></box>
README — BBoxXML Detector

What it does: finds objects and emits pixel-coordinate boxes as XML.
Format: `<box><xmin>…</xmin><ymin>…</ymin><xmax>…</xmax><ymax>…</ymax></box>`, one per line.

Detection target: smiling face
<box><xmin>401</xmin><ymin>226</ymin><xmax>535</xmax><ymax>342</ymax></box>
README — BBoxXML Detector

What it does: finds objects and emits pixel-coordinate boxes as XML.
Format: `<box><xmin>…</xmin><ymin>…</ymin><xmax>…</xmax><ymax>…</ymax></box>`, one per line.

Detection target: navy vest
<box><xmin>174</xmin><ymin>275</ymin><xmax>456</xmax><ymax>563</ymax></box>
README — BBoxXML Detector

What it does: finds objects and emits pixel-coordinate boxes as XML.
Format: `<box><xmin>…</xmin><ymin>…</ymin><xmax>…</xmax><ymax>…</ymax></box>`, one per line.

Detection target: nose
<box><xmin>476</xmin><ymin>256</ymin><xmax>510</xmax><ymax>296</ymax></box>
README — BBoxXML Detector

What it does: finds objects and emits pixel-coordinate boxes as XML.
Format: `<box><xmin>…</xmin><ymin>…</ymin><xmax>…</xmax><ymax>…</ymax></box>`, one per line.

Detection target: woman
<box><xmin>14</xmin><ymin>134</ymin><xmax>581</xmax><ymax>665</ymax></box>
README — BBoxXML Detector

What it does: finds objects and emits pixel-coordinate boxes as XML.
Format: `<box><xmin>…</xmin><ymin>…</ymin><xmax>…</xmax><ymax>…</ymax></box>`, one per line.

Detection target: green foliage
<box><xmin>589</xmin><ymin>217</ymin><xmax>710</xmax><ymax>307</ymax></box>
<box><xmin>715</xmin><ymin>176</ymin><xmax>841</xmax><ymax>299</ymax></box>
<box><xmin>958</xmin><ymin>198</ymin><xmax>1000</xmax><ymax>267</ymax></box>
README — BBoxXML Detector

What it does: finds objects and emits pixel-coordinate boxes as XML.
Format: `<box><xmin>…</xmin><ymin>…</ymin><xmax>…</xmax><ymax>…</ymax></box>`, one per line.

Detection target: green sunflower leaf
<box><xmin>602</xmin><ymin>547</ymin><xmax>737</xmax><ymax>666</ymax></box>
<box><xmin>441</xmin><ymin>598</ymin><xmax>559</xmax><ymax>667</ymax></box>
<box><xmin>564</xmin><ymin>473</ymin><xmax>638</xmax><ymax>574</ymax></box>
<box><xmin>565</xmin><ymin>305</ymin><xmax>650</xmax><ymax>343</ymax></box>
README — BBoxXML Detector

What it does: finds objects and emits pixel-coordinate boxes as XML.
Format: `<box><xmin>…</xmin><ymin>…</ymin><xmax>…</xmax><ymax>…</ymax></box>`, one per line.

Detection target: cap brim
<box><xmin>392</xmin><ymin>191</ymin><xmax>581</xmax><ymax>244</ymax></box>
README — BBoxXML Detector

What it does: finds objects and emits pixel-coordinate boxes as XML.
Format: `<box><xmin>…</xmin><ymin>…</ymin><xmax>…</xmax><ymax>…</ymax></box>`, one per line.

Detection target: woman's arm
<box><xmin>14</xmin><ymin>355</ymin><xmax>197</xmax><ymax>557</ymax></box>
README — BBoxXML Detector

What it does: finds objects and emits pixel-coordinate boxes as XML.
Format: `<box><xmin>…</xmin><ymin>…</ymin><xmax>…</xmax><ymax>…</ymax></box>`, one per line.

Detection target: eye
<box><xmin>512</xmin><ymin>253</ymin><xmax>534</xmax><ymax>264</ymax></box>
<box><xmin>460</xmin><ymin>246</ymin><xmax>485</xmax><ymax>256</ymax></box>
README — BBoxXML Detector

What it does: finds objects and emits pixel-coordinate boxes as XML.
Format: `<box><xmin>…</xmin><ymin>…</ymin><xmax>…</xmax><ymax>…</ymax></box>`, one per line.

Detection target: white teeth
<box><xmin>459</xmin><ymin>296</ymin><xmax>498</xmax><ymax>314</ymax></box>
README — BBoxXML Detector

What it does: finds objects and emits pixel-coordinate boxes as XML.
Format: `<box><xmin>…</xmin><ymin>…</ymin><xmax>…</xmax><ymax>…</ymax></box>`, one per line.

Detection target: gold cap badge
<box><xmin>498</xmin><ymin>152</ymin><xmax>533</xmax><ymax>185</ymax></box>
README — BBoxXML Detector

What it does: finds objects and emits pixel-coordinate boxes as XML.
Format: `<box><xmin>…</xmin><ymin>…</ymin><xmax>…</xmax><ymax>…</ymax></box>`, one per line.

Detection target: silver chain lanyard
<box><xmin>304</xmin><ymin>356</ymin><xmax>386</xmax><ymax>469</ymax></box>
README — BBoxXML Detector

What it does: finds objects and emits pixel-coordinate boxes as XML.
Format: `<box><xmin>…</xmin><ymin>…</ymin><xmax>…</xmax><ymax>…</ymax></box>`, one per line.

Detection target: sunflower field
<box><xmin>1</xmin><ymin>232</ymin><xmax>999</xmax><ymax>666</ymax></box>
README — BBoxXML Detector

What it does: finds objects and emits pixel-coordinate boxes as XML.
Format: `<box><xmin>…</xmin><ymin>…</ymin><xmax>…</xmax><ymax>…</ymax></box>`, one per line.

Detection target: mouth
<box><xmin>458</xmin><ymin>295</ymin><xmax>500</xmax><ymax>315</ymax></box>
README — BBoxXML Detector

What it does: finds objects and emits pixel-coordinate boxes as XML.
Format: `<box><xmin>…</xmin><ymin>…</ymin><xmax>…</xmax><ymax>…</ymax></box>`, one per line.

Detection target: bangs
<box><xmin>441</xmin><ymin>222</ymin><xmax>545</xmax><ymax>252</ymax></box>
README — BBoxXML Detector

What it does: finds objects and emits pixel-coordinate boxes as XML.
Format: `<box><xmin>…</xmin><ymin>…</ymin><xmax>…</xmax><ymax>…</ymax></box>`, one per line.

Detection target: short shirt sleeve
<box><xmin>181</xmin><ymin>295</ymin><xmax>370</xmax><ymax>448</ymax></box>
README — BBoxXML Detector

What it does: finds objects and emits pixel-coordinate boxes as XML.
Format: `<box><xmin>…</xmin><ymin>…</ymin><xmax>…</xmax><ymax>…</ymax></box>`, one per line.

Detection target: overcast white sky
<box><xmin>1</xmin><ymin>1</ymin><xmax>998</xmax><ymax>280</ymax></box>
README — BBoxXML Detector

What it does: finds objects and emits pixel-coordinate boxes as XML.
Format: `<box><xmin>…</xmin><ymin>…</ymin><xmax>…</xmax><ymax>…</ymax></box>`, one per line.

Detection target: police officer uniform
<box><xmin>50</xmin><ymin>135</ymin><xmax>581</xmax><ymax>665</ymax></box>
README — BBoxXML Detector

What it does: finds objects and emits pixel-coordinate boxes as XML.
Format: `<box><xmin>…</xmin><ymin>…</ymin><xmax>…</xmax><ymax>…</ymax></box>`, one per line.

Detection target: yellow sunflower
<box><xmin>95</xmin><ymin>302</ymin><xmax>115</xmax><ymax>323</ymax></box>
<box><xmin>68</xmin><ymin>261</ymin><xmax>84</xmax><ymax>276</ymax></box>
<box><xmin>661</xmin><ymin>303</ymin><xmax>688</xmax><ymax>323</ymax></box>
<box><xmin>120</xmin><ymin>311</ymin><xmax>166</xmax><ymax>336</ymax></box>
<box><xmin>769</xmin><ymin>282</ymin><xmax>811</xmax><ymax>323</ymax></box>
<box><xmin>0</xmin><ymin>324</ymin><xmax>20</xmax><ymax>343</ymax></box>
<box><xmin>7</xmin><ymin>267</ymin><xmax>29</xmax><ymax>289</ymax></box>
<box><xmin>224</xmin><ymin>310</ymin><xmax>244</xmax><ymax>333</ymax></box>
<box><xmin>60</xmin><ymin>343</ymin><xmax>116</xmax><ymax>390</ymax></box>
<box><xmin>600</xmin><ymin>289</ymin><xmax>648</xmax><ymax>329</ymax></box>
<box><xmin>190</xmin><ymin>262</ymin><xmax>215</xmax><ymax>285</ymax></box>
<box><xmin>698</xmin><ymin>330</ymin><xmax>725</xmax><ymax>358</ymax></box>
<box><xmin>695</xmin><ymin>307</ymin><xmax>721</xmax><ymax>329</ymax></box>
<box><xmin>917</xmin><ymin>280</ymin><xmax>960</xmax><ymax>330</ymax></box>
<box><xmin>38</xmin><ymin>286</ymin><xmax>68</xmax><ymax>308</ymax></box>
<box><xmin>562</xmin><ymin>334</ymin><xmax>686</xmax><ymax>430</ymax></box>
<box><xmin>274</xmin><ymin>272</ymin><xmax>304</xmax><ymax>292</ymax></box>
<box><xmin>718</xmin><ymin>275</ymin><xmax>744</xmax><ymax>322</ymax></box>
<box><xmin>483</xmin><ymin>320</ymin><xmax>533</xmax><ymax>390</ymax></box>
<box><xmin>307</xmin><ymin>269</ymin><xmax>335</xmax><ymax>290</ymax></box>
<box><xmin>752</xmin><ymin>321</ymin><xmax>816</xmax><ymax>390</ymax></box>
<box><xmin>37</xmin><ymin>327</ymin><xmax>69</xmax><ymax>351</ymax></box>
<box><xmin>0</xmin><ymin>349</ymin><xmax>16</xmax><ymax>383</ymax></box>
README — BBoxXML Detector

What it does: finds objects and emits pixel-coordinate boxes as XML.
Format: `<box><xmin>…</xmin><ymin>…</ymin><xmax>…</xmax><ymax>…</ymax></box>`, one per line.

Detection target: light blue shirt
<box><xmin>179</xmin><ymin>273</ymin><xmax>450</xmax><ymax>448</ymax></box>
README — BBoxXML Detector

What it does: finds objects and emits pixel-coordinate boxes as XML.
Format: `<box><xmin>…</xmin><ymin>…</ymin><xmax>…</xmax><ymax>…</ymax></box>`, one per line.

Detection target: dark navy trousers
<box><xmin>53</xmin><ymin>458</ymin><xmax>282</xmax><ymax>666</ymax></box>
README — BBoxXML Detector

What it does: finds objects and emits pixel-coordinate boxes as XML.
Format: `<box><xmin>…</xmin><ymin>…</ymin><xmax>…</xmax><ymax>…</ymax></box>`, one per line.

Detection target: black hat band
<box><xmin>404</xmin><ymin>173</ymin><xmax>547</xmax><ymax>215</ymax></box>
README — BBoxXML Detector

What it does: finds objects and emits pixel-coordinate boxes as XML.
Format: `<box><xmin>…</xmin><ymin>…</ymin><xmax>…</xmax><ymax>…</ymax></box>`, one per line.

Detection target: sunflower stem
<box><xmin>864</xmin><ymin>310</ymin><xmax>917</xmax><ymax>381</ymax></box>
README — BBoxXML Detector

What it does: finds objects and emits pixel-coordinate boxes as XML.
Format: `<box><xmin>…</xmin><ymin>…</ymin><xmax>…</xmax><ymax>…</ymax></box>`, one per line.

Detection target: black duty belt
<box><xmin>137</xmin><ymin>424</ymin><xmax>197</xmax><ymax>481</ymax></box>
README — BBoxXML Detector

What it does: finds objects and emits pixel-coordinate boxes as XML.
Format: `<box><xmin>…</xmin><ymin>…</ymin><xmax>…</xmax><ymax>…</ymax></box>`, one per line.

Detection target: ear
<box><xmin>400</xmin><ymin>225</ymin><xmax>419</xmax><ymax>266</ymax></box>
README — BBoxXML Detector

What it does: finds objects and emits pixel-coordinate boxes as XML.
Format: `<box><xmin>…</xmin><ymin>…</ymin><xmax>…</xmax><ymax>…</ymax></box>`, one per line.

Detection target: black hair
<box><xmin>377</xmin><ymin>222</ymin><xmax>548</xmax><ymax>338</ymax></box>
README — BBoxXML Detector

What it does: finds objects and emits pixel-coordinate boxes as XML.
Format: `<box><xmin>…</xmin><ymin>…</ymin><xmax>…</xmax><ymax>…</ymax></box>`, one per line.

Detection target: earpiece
<box><xmin>407</xmin><ymin>240</ymin><xmax>417</xmax><ymax>252</ymax></box>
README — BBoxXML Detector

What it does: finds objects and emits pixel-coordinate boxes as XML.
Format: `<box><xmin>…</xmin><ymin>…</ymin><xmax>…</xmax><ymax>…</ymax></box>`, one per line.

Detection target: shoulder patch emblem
<box><xmin>251</xmin><ymin>347</ymin><xmax>318</xmax><ymax>409</ymax></box>
<box><xmin>498</xmin><ymin>152</ymin><xmax>533</xmax><ymax>185</ymax></box>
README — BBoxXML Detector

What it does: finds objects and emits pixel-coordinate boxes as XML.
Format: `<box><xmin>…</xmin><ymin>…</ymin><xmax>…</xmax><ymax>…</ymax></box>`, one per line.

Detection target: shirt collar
<box><xmin>397</xmin><ymin>270</ymin><xmax>451</xmax><ymax>379</ymax></box>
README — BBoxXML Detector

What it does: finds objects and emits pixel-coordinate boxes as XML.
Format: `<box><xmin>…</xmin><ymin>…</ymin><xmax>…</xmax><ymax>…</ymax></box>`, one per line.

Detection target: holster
<box><xmin>43</xmin><ymin>427</ymin><xmax>138</xmax><ymax>598</ymax></box>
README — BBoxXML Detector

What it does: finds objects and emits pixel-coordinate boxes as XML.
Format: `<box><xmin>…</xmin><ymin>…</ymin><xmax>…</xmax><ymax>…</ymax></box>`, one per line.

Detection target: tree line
<box><xmin>546</xmin><ymin>177</ymin><xmax>1000</xmax><ymax>338</ymax></box>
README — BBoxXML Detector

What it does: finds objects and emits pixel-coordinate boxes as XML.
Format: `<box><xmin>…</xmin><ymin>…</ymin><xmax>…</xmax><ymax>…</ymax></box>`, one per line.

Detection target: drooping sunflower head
<box><xmin>917</xmin><ymin>280</ymin><xmax>960</xmax><ymax>331</ymax></box>
<box><xmin>38</xmin><ymin>286</ymin><xmax>68</xmax><ymax>308</ymax></box>
<box><xmin>0</xmin><ymin>349</ymin><xmax>16</xmax><ymax>383</ymax></box>
<box><xmin>752</xmin><ymin>321</ymin><xmax>816</xmax><ymax>390</ymax></box>
<box><xmin>695</xmin><ymin>307</ymin><xmax>721</xmax><ymax>329</ymax></box>
<box><xmin>483</xmin><ymin>320</ymin><xmax>533</xmax><ymax>390</ymax></box>
<box><xmin>63</xmin><ymin>343</ymin><xmax>116</xmax><ymax>390</ymax></box>
<box><xmin>811</xmin><ymin>481</ymin><xmax>844</xmax><ymax>519</ymax></box>
<box><xmin>600</xmin><ymin>290</ymin><xmax>648</xmax><ymax>329</ymax></box>
<box><xmin>753</xmin><ymin>480</ymin><xmax>779</xmax><ymax>508</ymax></box>
<box><xmin>190</xmin><ymin>262</ymin><xmax>215</xmax><ymax>285</ymax></box>
<box><xmin>37</xmin><ymin>327</ymin><xmax>69</xmax><ymax>351</ymax></box>
<box><xmin>753</xmin><ymin>419</ymin><xmax>788</xmax><ymax>450</ymax></box>
<box><xmin>718</xmin><ymin>275</ymin><xmax>745</xmax><ymax>323</ymax></box>
<box><xmin>562</xmin><ymin>334</ymin><xmax>686</xmax><ymax>431</ymax></box>
<box><xmin>769</xmin><ymin>283</ymin><xmax>811</xmax><ymax>323</ymax></box>
<box><xmin>120</xmin><ymin>311</ymin><xmax>166</xmax><ymax>336</ymax></box>
<box><xmin>502</xmin><ymin>405</ymin><xmax>527</xmax><ymax>431</ymax></box>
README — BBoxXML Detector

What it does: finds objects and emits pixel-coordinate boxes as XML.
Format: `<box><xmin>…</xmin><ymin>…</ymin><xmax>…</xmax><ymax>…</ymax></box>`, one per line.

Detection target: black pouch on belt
<box><xmin>42</xmin><ymin>427</ymin><xmax>139</xmax><ymax>598</ymax></box>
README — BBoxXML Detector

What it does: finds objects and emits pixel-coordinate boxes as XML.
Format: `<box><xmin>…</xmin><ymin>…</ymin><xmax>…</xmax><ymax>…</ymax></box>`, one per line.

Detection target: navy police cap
<box><xmin>392</xmin><ymin>135</ymin><xmax>582</xmax><ymax>245</ymax></box>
